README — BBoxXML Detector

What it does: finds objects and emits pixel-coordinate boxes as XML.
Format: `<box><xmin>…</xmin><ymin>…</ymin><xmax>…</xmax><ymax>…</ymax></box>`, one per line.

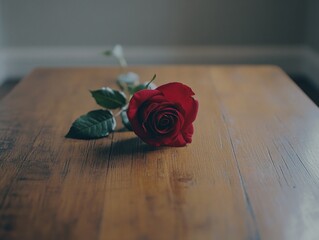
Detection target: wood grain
<box><xmin>0</xmin><ymin>66</ymin><xmax>318</xmax><ymax>240</ymax></box>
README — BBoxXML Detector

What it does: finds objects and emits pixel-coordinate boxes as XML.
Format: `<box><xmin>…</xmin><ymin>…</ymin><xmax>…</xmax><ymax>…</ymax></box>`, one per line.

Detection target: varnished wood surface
<box><xmin>0</xmin><ymin>65</ymin><xmax>319</xmax><ymax>240</ymax></box>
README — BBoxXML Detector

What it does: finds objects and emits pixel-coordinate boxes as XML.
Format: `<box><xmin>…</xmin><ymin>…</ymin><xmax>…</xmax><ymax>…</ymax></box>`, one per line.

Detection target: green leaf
<box><xmin>128</xmin><ymin>83</ymin><xmax>156</xmax><ymax>95</ymax></box>
<box><xmin>128</xmin><ymin>84</ymin><xmax>147</xmax><ymax>94</ymax></box>
<box><xmin>65</xmin><ymin>110</ymin><xmax>116</xmax><ymax>139</ymax></box>
<box><xmin>145</xmin><ymin>74</ymin><xmax>156</xmax><ymax>88</ymax></box>
<box><xmin>120</xmin><ymin>110</ymin><xmax>132</xmax><ymax>131</ymax></box>
<box><xmin>103</xmin><ymin>50</ymin><xmax>113</xmax><ymax>56</ymax></box>
<box><xmin>91</xmin><ymin>87</ymin><xmax>127</xmax><ymax>109</ymax></box>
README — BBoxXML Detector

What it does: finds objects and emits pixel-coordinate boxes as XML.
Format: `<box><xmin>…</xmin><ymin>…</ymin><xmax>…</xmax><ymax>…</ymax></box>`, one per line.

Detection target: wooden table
<box><xmin>0</xmin><ymin>66</ymin><xmax>319</xmax><ymax>240</ymax></box>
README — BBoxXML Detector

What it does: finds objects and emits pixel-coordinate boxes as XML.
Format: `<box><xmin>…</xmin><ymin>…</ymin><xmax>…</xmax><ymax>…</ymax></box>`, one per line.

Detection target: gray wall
<box><xmin>0</xmin><ymin>2</ymin><xmax>5</xmax><ymax>84</ymax></box>
<box><xmin>0</xmin><ymin>0</ymin><xmax>306</xmax><ymax>47</ymax></box>
<box><xmin>306</xmin><ymin>0</ymin><xmax>319</xmax><ymax>53</ymax></box>
<box><xmin>0</xmin><ymin>1</ymin><xmax>4</xmax><ymax>46</ymax></box>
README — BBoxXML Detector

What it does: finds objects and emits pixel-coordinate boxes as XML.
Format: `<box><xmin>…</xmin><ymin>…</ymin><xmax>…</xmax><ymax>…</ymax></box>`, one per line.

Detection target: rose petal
<box><xmin>170</xmin><ymin>133</ymin><xmax>188</xmax><ymax>147</ymax></box>
<box><xmin>157</xmin><ymin>82</ymin><xmax>198</xmax><ymax>127</ymax></box>
<box><xmin>182</xmin><ymin>98</ymin><xmax>199</xmax><ymax>128</ymax></box>
<box><xmin>157</xmin><ymin>82</ymin><xmax>195</xmax><ymax>100</ymax></box>
<box><xmin>128</xmin><ymin>89</ymin><xmax>162</xmax><ymax>141</ymax></box>
<box><xmin>128</xmin><ymin>89</ymin><xmax>162</xmax><ymax>115</ymax></box>
<box><xmin>182</xmin><ymin>124</ymin><xmax>194</xmax><ymax>143</ymax></box>
<box><xmin>128</xmin><ymin>82</ymin><xmax>198</xmax><ymax>147</ymax></box>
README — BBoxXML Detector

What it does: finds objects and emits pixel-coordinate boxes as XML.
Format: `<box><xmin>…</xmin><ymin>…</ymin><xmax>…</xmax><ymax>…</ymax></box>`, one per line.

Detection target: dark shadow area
<box><xmin>93</xmin><ymin>136</ymin><xmax>163</xmax><ymax>159</ymax></box>
<box><xmin>0</xmin><ymin>78</ymin><xmax>20</xmax><ymax>100</ymax></box>
<box><xmin>290</xmin><ymin>74</ymin><xmax>319</xmax><ymax>106</ymax></box>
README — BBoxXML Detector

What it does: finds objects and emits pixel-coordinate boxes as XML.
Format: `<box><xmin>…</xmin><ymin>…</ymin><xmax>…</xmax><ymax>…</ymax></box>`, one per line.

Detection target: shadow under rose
<box><xmin>93</xmin><ymin>135</ymin><xmax>163</xmax><ymax>161</ymax></box>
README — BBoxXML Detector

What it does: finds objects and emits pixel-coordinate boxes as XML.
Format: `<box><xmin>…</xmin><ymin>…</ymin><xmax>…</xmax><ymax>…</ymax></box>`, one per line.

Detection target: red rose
<box><xmin>127</xmin><ymin>82</ymin><xmax>198</xmax><ymax>147</ymax></box>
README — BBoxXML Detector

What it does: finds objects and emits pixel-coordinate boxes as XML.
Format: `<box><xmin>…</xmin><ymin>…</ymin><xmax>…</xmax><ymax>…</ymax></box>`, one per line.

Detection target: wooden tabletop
<box><xmin>0</xmin><ymin>65</ymin><xmax>319</xmax><ymax>240</ymax></box>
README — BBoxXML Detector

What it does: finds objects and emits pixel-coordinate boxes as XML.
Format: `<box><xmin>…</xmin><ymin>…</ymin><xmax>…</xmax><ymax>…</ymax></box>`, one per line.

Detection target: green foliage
<box><xmin>66</xmin><ymin>74</ymin><xmax>156</xmax><ymax>139</ymax></box>
<box><xmin>65</xmin><ymin>110</ymin><xmax>116</xmax><ymax>139</ymax></box>
<box><xmin>128</xmin><ymin>74</ymin><xmax>157</xmax><ymax>94</ymax></box>
<box><xmin>90</xmin><ymin>87</ymin><xmax>126</xmax><ymax>109</ymax></box>
<box><xmin>103</xmin><ymin>50</ymin><xmax>112</xmax><ymax>56</ymax></box>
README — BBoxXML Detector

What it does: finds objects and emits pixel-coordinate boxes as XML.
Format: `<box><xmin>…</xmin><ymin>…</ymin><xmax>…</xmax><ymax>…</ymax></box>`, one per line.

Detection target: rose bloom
<box><xmin>127</xmin><ymin>82</ymin><xmax>198</xmax><ymax>147</ymax></box>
